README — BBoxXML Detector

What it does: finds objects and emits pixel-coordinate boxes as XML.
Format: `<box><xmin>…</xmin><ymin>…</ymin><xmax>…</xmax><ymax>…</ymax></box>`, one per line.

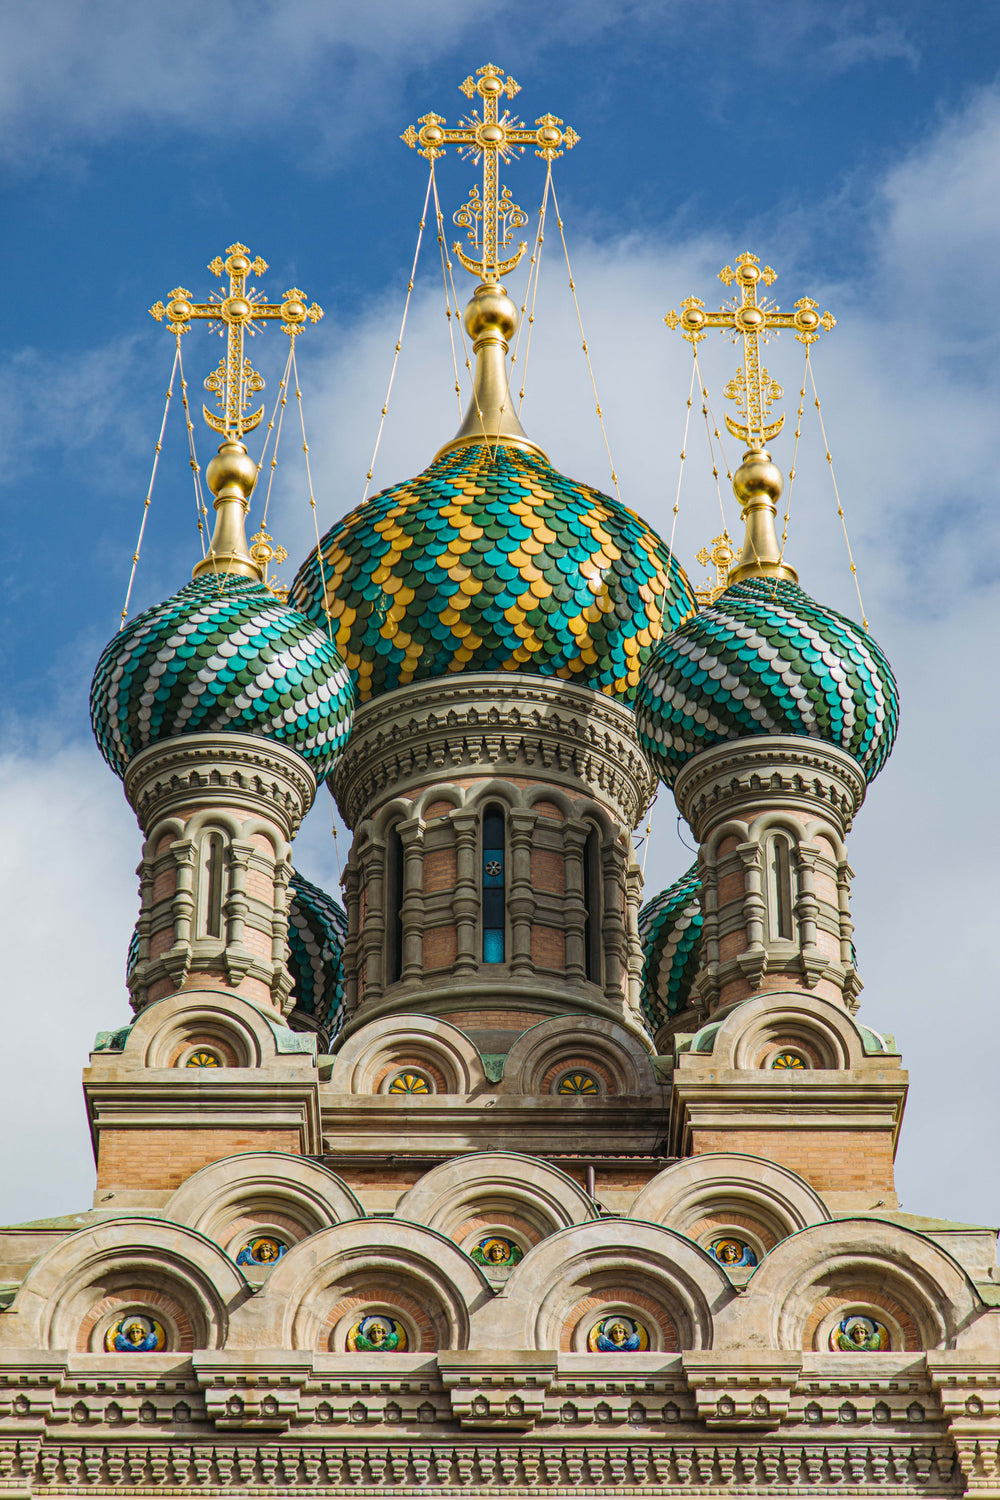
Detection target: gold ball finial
<box><xmin>205</xmin><ymin>438</ymin><xmax>257</xmax><ymax>501</ymax></box>
<box><xmin>464</xmin><ymin>282</ymin><xmax>518</xmax><ymax>344</ymax></box>
<box><xmin>733</xmin><ymin>448</ymin><xmax>784</xmax><ymax>505</ymax></box>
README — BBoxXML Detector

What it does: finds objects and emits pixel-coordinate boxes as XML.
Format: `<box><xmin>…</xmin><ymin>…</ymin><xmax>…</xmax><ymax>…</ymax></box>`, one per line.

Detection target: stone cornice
<box><xmin>330</xmin><ymin>674</ymin><xmax>655</xmax><ymax>830</ymax></box>
<box><xmin>124</xmin><ymin>732</ymin><xmax>316</xmax><ymax>838</ymax></box>
<box><xmin>673</xmin><ymin>736</ymin><xmax>866</xmax><ymax>842</ymax></box>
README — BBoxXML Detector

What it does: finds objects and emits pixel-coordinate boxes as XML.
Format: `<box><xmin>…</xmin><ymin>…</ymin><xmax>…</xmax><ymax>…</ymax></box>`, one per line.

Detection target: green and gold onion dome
<box><xmin>91</xmin><ymin>439</ymin><xmax>355</xmax><ymax>781</ymax></box>
<box><xmin>635</xmin><ymin>450</ymin><xmax>899</xmax><ymax>787</ymax></box>
<box><xmin>287</xmin><ymin>871</ymin><xmax>349</xmax><ymax>1043</ymax></box>
<box><xmin>639</xmin><ymin>863</ymin><xmax>703</xmax><ymax>1033</ymax></box>
<box><xmin>290</xmin><ymin>285</ymin><xmax>696</xmax><ymax>703</ymax></box>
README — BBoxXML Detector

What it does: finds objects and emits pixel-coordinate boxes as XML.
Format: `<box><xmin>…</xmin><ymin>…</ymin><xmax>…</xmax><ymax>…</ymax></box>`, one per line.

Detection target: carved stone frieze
<box><xmin>330</xmin><ymin>674</ymin><xmax>655</xmax><ymax>831</ymax></box>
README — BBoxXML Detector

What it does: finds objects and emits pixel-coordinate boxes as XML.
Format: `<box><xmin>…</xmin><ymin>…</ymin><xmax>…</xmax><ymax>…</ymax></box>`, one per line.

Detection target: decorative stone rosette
<box><xmin>291</xmin><ymin>443</ymin><xmax>695</xmax><ymax>704</ymax></box>
<box><xmin>91</xmin><ymin>574</ymin><xmax>354</xmax><ymax>780</ymax></box>
<box><xmin>638</xmin><ymin>863</ymin><xmax>703</xmax><ymax>1031</ymax></box>
<box><xmin>635</xmin><ymin>578</ymin><xmax>898</xmax><ymax>787</ymax></box>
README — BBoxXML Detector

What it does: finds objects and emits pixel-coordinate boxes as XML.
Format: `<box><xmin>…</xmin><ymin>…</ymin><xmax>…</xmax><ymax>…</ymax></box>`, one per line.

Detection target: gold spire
<box><xmin>150</xmin><ymin>243</ymin><xmax>323</xmax><ymax>581</ymax></box>
<box><xmin>402</xmin><ymin>63</ymin><xmax>577</xmax><ymax>284</ymax></box>
<box><xmin>665</xmin><ymin>252</ymin><xmax>836</xmax><ymax>584</ymax></box>
<box><xmin>434</xmin><ymin>282</ymin><xmax>548</xmax><ymax>461</ymax></box>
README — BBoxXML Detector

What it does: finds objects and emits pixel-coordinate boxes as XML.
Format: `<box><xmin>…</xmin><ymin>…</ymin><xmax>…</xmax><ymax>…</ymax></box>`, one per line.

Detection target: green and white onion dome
<box><xmin>91</xmin><ymin>573</ymin><xmax>354</xmax><ymax>781</ymax></box>
<box><xmin>638</xmin><ymin>863</ymin><xmax>702</xmax><ymax>1033</ymax></box>
<box><xmin>635</xmin><ymin>577</ymin><xmax>898</xmax><ymax>787</ymax></box>
<box><xmin>287</xmin><ymin>871</ymin><xmax>349</xmax><ymax>1042</ymax></box>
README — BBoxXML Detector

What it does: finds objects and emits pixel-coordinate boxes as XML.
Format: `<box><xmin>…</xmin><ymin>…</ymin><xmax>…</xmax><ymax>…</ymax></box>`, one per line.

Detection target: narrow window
<box><xmin>385</xmin><ymin>824</ymin><xmax>404</xmax><ymax>984</ymax></box>
<box><xmin>482</xmin><ymin>807</ymin><xmax>506</xmax><ymax>964</ymax></box>
<box><xmin>203</xmin><ymin>833</ymin><xmax>225</xmax><ymax>939</ymax></box>
<box><xmin>768</xmin><ymin>834</ymin><xmax>795</xmax><ymax>940</ymax></box>
<box><xmin>583</xmin><ymin>827</ymin><xmax>603</xmax><ymax>983</ymax></box>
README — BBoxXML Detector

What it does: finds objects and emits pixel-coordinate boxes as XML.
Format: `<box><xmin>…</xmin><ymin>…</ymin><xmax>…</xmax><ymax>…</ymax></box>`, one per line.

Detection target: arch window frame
<box><xmin>765</xmin><ymin>831</ymin><xmax>798</xmax><ymax>943</ymax></box>
<box><xmin>481</xmin><ymin>804</ymin><xmax>507</xmax><ymax>965</ymax></box>
<box><xmin>198</xmin><ymin>831</ymin><xmax>227</xmax><ymax>940</ymax></box>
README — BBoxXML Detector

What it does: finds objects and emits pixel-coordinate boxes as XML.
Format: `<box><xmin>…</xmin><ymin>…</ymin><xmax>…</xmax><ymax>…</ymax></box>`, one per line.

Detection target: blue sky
<box><xmin>2</xmin><ymin>0</ymin><xmax>999</xmax><ymax>1229</ymax></box>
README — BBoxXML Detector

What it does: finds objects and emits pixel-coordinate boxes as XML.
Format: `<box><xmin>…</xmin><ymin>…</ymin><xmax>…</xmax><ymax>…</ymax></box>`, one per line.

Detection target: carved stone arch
<box><xmin>370</xmin><ymin>796</ymin><xmax>415</xmax><ymax>841</ymax></box>
<box><xmin>412</xmin><ymin>783</ymin><xmax>466</xmax><ymax>820</ymax></box>
<box><xmin>629</xmin><ymin>1152</ymin><xmax>830</xmax><ymax>1261</ymax></box>
<box><xmin>327</xmin><ymin>1013</ymin><xmax>486</xmax><ymax>1094</ymax></box>
<box><xmin>480</xmin><ymin>1220</ymin><xmax>732</xmax><ymax>1353</ymax></box>
<box><xmin>164</xmin><ymin>1151</ymin><xmax>364</xmax><ymax>1259</ymax></box>
<box><xmin>500</xmin><ymin>1015</ymin><xmax>656</xmax><ymax>1096</ymax></box>
<box><xmin>721</xmin><ymin>1218</ymin><xmax>981</xmax><ymax>1352</ymax></box>
<box><xmin>394</xmin><ymin>1151</ymin><xmax>598</xmax><ymax>1254</ymax></box>
<box><xmin>0</xmin><ymin>1218</ymin><xmax>245</xmax><ymax>1352</ymax></box>
<box><xmin>707</xmin><ymin>991</ymin><xmax>867</xmax><ymax>1072</ymax></box>
<box><xmin>123</xmin><ymin>988</ymin><xmax>292</xmax><ymax>1070</ymax></box>
<box><xmin>526</xmin><ymin>785</ymin><xmax>573</xmax><ymax>819</ymax></box>
<box><xmin>746</xmin><ymin>808</ymin><xmax>849</xmax><ymax>864</ymax></box>
<box><xmin>237</xmin><ymin>1219</ymin><xmax>492</xmax><ymax>1352</ymax></box>
<box><xmin>462</xmin><ymin>777</ymin><xmax>529</xmax><ymax>815</ymax></box>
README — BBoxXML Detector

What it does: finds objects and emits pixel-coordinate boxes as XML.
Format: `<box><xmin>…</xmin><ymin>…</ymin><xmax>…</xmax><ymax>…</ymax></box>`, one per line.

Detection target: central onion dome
<box><xmin>91</xmin><ymin>438</ymin><xmax>355</xmax><ymax>780</ymax></box>
<box><xmin>635</xmin><ymin>449</ymin><xmax>899</xmax><ymax>786</ymax></box>
<box><xmin>290</xmin><ymin>284</ymin><xmax>695</xmax><ymax>703</ymax></box>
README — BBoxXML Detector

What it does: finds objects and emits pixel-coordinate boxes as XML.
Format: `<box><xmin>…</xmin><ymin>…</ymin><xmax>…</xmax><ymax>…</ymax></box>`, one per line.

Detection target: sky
<box><xmin>1</xmin><ymin>0</ymin><xmax>998</xmax><ymax>1230</ymax></box>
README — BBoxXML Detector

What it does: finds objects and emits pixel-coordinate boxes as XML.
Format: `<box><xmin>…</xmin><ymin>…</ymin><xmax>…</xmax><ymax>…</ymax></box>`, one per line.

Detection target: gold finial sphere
<box><xmin>478</xmin><ymin>123</ymin><xmax>504</xmax><ymax>146</ymax></box>
<box><xmin>537</xmin><ymin>125</ymin><xmax>561</xmax><ymax>146</ymax></box>
<box><xmin>222</xmin><ymin>296</ymin><xmax>252</xmax><ymax>322</ymax></box>
<box><xmin>737</xmin><ymin>262</ymin><xmax>760</xmax><ymax>284</ymax></box>
<box><xmin>795</xmin><ymin>306</ymin><xmax>820</xmax><ymax>332</ymax></box>
<box><xmin>420</xmin><ymin>123</ymin><xmax>445</xmax><ymax>147</ymax></box>
<box><xmin>480</xmin><ymin>74</ymin><xmax>503</xmax><ymax>93</ymax></box>
<box><xmin>167</xmin><ymin>296</ymin><xmax>192</xmax><ymax>322</ymax></box>
<box><xmin>464</xmin><ymin>282</ymin><xmax>518</xmax><ymax>343</ymax></box>
<box><xmin>227</xmin><ymin>252</ymin><xmax>251</xmax><ymax>274</ymax></box>
<box><xmin>736</xmin><ymin>306</ymin><xmax>765</xmax><ymax>331</ymax></box>
<box><xmin>206</xmin><ymin>438</ymin><xmax>257</xmax><ymax>501</ymax></box>
<box><xmin>282</xmin><ymin>297</ymin><xmax>306</xmax><ymax>322</ymax></box>
<box><xmin>733</xmin><ymin>448</ymin><xmax>784</xmax><ymax>505</ymax></box>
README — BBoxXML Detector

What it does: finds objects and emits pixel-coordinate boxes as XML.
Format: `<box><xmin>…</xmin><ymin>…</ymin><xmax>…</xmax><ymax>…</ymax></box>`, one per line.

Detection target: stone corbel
<box><xmin>681</xmin><ymin>1351</ymin><xmax>802</xmax><ymax>1430</ymax></box>
<box><xmin>927</xmin><ymin>1356</ymin><xmax>1000</xmax><ymax>1498</ymax></box>
<box><xmin>438</xmin><ymin>1352</ymin><xmax>556</xmax><ymax>1431</ymax></box>
<box><xmin>192</xmin><ymin>1353</ymin><xmax>313</xmax><ymax>1432</ymax></box>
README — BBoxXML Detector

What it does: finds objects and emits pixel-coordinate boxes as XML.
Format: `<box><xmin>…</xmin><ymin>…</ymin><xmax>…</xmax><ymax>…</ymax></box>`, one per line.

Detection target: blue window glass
<box><xmin>482</xmin><ymin>808</ymin><xmax>506</xmax><ymax>963</ymax></box>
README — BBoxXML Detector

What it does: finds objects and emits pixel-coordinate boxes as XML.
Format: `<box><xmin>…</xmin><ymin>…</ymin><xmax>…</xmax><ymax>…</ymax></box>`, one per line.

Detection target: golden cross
<box><xmin>693</xmin><ymin>530</ymin><xmax>736</xmax><ymax>605</ymax></box>
<box><xmin>664</xmin><ymin>253</ymin><xmax>835</xmax><ymax>447</ymax></box>
<box><xmin>402</xmin><ymin>63</ymin><xmax>578</xmax><ymax>282</ymax></box>
<box><xmin>149</xmin><ymin>243</ymin><xmax>323</xmax><ymax>439</ymax></box>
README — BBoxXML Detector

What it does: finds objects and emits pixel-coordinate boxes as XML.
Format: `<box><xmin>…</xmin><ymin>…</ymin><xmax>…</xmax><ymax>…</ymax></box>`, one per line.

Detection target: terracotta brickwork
<box><xmin>423</xmin><ymin>925</ymin><xmax>457</xmax><ymax>970</ymax></box>
<box><xmin>96</xmin><ymin>1128</ymin><xmax>301</xmax><ymax>1191</ymax></box>
<box><xmin>423</xmin><ymin>848</ymin><xmax>457</xmax><ymax>893</ymax></box>
<box><xmin>540</xmin><ymin>1056</ymin><xmax>616</xmax><ymax>1096</ymax></box>
<box><xmin>531</xmin><ymin>848</ymin><xmax>565</xmax><ymax>894</ymax></box>
<box><xmin>76</xmin><ymin>1288</ymin><xmax>195</xmax><ymax>1353</ymax></box>
<box><xmin>803</xmin><ymin>1285</ymin><xmax>921</xmax><ymax>1351</ymax></box>
<box><xmin>690</xmin><ymin>1128</ymin><xmax>896</xmax><ymax>1194</ymax></box>
<box><xmin>452</xmin><ymin>1212</ymin><xmax>543</xmax><ymax>1248</ymax></box>
<box><xmin>531</xmin><ymin>924</ymin><xmax>566</xmax><ymax>971</ymax></box>
<box><xmin>320</xmin><ymin>1287</ymin><xmax>436</xmax><ymax>1352</ymax></box>
<box><xmin>687</xmin><ymin>1211</ymin><xmax>778</xmax><ymax>1252</ymax></box>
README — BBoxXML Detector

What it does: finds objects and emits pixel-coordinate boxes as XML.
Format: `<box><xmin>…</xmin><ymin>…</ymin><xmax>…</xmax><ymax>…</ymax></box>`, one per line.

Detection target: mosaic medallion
<box><xmin>638</xmin><ymin>862</ymin><xmax>702</xmax><ymax>1029</ymax></box>
<box><xmin>235</xmin><ymin>1236</ymin><xmax>287</xmax><ymax>1267</ymax></box>
<box><xmin>104</xmin><ymin>1314</ymin><xmax>166</xmax><ymax>1353</ymax></box>
<box><xmin>290</xmin><ymin>444</ymin><xmax>696</xmax><ymax>705</ymax></box>
<box><xmin>347</xmin><ymin>1314</ymin><xmax>408</xmax><ymax>1352</ymax></box>
<box><xmin>388</xmin><ymin>1071</ymin><xmax>432</xmax><ymax>1094</ymax></box>
<box><xmin>587</xmin><ymin>1315</ymin><xmax>649</xmax><ymax>1353</ymax></box>
<box><xmin>470</xmin><ymin>1236</ymin><xmax>523</xmax><ymax>1268</ymax></box>
<box><xmin>556</xmin><ymin>1071</ymin><xmax>600</xmax><ymax>1095</ymax></box>
<box><xmin>185</xmin><ymin>1050</ymin><xmax>221</xmax><ymax>1068</ymax></box>
<box><xmin>771</xmin><ymin>1051</ymin><xmax>807</xmax><ymax>1070</ymax></box>
<box><xmin>635</xmin><ymin>577</ymin><xmax>898</xmax><ymax>788</ymax></box>
<box><xmin>91</xmin><ymin>573</ymin><xmax>354</xmax><ymax>781</ymax></box>
<box><xmin>709</xmin><ymin>1237</ymin><xmax>758</xmax><ymax>1268</ymax></box>
<box><xmin>830</xmin><ymin>1314</ymin><xmax>890</xmax><ymax>1352</ymax></box>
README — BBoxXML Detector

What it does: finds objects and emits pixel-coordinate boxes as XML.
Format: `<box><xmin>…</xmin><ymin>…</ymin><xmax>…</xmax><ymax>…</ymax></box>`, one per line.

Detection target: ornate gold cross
<box><xmin>664</xmin><ymin>253</ymin><xmax>835</xmax><ymax>446</ymax></box>
<box><xmin>150</xmin><ymin>243</ymin><xmax>323</xmax><ymax>439</ymax></box>
<box><xmin>693</xmin><ymin>531</ymin><xmax>736</xmax><ymax>605</ymax></box>
<box><xmin>402</xmin><ymin>63</ymin><xmax>578</xmax><ymax>282</ymax></box>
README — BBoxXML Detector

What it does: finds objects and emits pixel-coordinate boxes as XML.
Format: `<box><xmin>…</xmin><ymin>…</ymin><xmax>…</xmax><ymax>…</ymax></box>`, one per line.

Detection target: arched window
<box><xmin>767</xmin><ymin>833</ymin><xmax>796</xmax><ymax>941</ymax></box>
<box><xmin>385</xmin><ymin>823</ymin><xmax>404</xmax><ymax>984</ymax></box>
<box><xmin>200</xmin><ymin>832</ymin><xmax>226</xmax><ymax>939</ymax></box>
<box><xmin>583</xmin><ymin>826</ymin><xmax>603</xmax><ymax>983</ymax></box>
<box><xmin>482</xmin><ymin>806</ymin><xmax>506</xmax><ymax>964</ymax></box>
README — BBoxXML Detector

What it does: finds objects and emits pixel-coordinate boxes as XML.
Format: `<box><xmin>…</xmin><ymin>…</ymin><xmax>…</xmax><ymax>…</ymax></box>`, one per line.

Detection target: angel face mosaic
<box><xmin>105</xmin><ymin>1314</ymin><xmax>166</xmax><ymax>1353</ymax></box>
<box><xmin>235</xmin><ymin>1236</ymin><xmax>287</xmax><ymax>1267</ymax></box>
<box><xmin>709</xmin><ymin>1237</ymin><xmax>758</xmax><ymax>1268</ymax></box>
<box><xmin>635</xmin><ymin>577</ymin><xmax>898</xmax><ymax>787</ymax></box>
<box><xmin>830</xmin><ymin>1314</ymin><xmax>890</xmax><ymax>1351</ymax></box>
<box><xmin>290</xmin><ymin>444</ymin><xmax>696</xmax><ymax>705</ymax></box>
<box><xmin>588</xmin><ymin>1315</ymin><xmax>650</xmax><ymax>1352</ymax></box>
<box><xmin>287</xmin><ymin>871</ymin><xmax>349</xmax><ymax>1042</ymax></box>
<box><xmin>90</xmin><ymin>574</ymin><xmax>354</xmax><ymax>781</ymax></box>
<box><xmin>638</xmin><ymin>862</ymin><xmax>702</xmax><ymax>1030</ymax></box>
<box><xmin>470</xmin><ymin>1236</ymin><xmax>523</xmax><ymax>1268</ymax></box>
<box><xmin>347</xmin><ymin>1314</ymin><xmax>408</xmax><ymax>1352</ymax></box>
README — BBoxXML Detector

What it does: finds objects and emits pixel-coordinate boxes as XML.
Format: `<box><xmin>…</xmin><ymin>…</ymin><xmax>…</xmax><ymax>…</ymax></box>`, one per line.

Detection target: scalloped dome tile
<box><xmin>288</xmin><ymin>871</ymin><xmax>349</xmax><ymax>1040</ymax></box>
<box><xmin>290</xmin><ymin>443</ymin><xmax>696</xmax><ymax>704</ymax></box>
<box><xmin>90</xmin><ymin>573</ymin><xmax>354</xmax><ymax>780</ymax></box>
<box><xmin>638</xmin><ymin>863</ymin><xmax>702</xmax><ymax>1031</ymax></box>
<box><xmin>635</xmin><ymin>578</ymin><xmax>898</xmax><ymax>786</ymax></box>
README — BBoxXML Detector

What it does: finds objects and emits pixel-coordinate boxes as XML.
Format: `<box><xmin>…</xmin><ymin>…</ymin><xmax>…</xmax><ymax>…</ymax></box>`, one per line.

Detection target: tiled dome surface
<box><xmin>638</xmin><ymin>863</ymin><xmax>702</xmax><ymax>1031</ymax></box>
<box><xmin>287</xmin><ymin>871</ymin><xmax>348</xmax><ymax>1041</ymax></box>
<box><xmin>635</xmin><ymin>578</ymin><xmax>898</xmax><ymax>787</ymax></box>
<box><xmin>91</xmin><ymin>574</ymin><xmax>354</xmax><ymax>780</ymax></box>
<box><xmin>290</xmin><ymin>444</ymin><xmax>695</xmax><ymax>704</ymax></box>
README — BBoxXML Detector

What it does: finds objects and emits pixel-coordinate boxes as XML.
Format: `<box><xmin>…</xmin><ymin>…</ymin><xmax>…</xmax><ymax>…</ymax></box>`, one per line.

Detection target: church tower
<box><xmin>1</xmin><ymin>63</ymin><xmax>998</xmax><ymax>1500</ymax></box>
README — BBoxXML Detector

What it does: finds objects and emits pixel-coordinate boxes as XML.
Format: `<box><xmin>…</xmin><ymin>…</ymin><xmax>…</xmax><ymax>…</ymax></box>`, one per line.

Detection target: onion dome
<box><xmin>635</xmin><ymin>576</ymin><xmax>898</xmax><ymax>786</ymax></box>
<box><xmin>91</xmin><ymin>438</ymin><xmax>354</xmax><ymax>780</ymax></box>
<box><xmin>287</xmin><ymin>871</ymin><xmax>348</xmax><ymax>1042</ymax></box>
<box><xmin>638</xmin><ymin>863</ymin><xmax>702</xmax><ymax>1032</ymax></box>
<box><xmin>635</xmin><ymin>447</ymin><xmax>898</xmax><ymax>786</ymax></box>
<box><xmin>290</xmin><ymin>284</ymin><xmax>695</xmax><ymax>704</ymax></box>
